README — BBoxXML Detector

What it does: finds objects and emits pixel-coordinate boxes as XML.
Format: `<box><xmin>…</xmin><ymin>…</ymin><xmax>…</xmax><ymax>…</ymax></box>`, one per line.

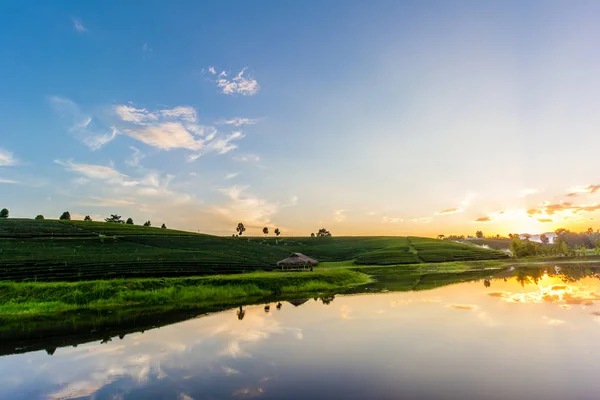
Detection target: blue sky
<box><xmin>3</xmin><ymin>1</ymin><xmax>600</xmax><ymax>236</ymax></box>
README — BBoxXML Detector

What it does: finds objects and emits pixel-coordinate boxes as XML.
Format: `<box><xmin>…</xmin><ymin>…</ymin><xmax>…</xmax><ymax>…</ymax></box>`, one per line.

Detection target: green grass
<box><xmin>0</xmin><ymin>269</ymin><xmax>370</xmax><ymax>321</ymax></box>
<box><xmin>0</xmin><ymin>219</ymin><xmax>507</xmax><ymax>282</ymax></box>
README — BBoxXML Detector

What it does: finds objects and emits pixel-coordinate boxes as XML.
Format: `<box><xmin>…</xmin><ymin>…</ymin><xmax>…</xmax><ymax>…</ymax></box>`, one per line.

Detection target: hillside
<box><xmin>0</xmin><ymin>219</ymin><xmax>508</xmax><ymax>281</ymax></box>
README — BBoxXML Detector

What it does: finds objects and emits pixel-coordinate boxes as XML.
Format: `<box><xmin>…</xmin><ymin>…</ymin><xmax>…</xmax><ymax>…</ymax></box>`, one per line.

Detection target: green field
<box><xmin>0</xmin><ymin>219</ymin><xmax>508</xmax><ymax>281</ymax></box>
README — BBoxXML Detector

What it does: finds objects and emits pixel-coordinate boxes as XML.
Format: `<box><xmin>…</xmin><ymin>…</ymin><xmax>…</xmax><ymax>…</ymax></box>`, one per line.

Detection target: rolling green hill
<box><xmin>0</xmin><ymin>219</ymin><xmax>508</xmax><ymax>281</ymax></box>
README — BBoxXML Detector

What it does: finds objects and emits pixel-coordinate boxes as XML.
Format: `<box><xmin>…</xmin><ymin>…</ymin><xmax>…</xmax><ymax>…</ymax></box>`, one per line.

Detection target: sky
<box><xmin>2</xmin><ymin>1</ymin><xmax>600</xmax><ymax>237</ymax></box>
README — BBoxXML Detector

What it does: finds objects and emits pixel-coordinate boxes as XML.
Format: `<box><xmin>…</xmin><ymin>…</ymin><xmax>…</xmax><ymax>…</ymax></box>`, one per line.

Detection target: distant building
<box><xmin>277</xmin><ymin>253</ymin><xmax>319</xmax><ymax>271</ymax></box>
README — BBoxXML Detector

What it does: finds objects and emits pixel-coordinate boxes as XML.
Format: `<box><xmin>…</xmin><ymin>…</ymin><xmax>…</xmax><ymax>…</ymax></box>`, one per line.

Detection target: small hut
<box><xmin>277</xmin><ymin>253</ymin><xmax>319</xmax><ymax>271</ymax></box>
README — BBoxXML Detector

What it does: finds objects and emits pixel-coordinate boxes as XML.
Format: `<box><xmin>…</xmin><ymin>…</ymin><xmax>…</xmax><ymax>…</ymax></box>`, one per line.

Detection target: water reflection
<box><xmin>3</xmin><ymin>265</ymin><xmax>600</xmax><ymax>399</ymax></box>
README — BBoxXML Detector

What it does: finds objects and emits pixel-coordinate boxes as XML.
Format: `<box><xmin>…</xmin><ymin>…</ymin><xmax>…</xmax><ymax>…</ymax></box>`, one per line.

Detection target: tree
<box><xmin>540</xmin><ymin>234</ymin><xmax>549</xmax><ymax>245</ymax></box>
<box><xmin>126</xmin><ymin>218</ymin><xmax>134</xmax><ymax>225</ymax></box>
<box><xmin>311</xmin><ymin>233</ymin><xmax>315</xmax><ymax>237</ymax></box>
<box><xmin>161</xmin><ymin>223</ymin><xmax>167</xmax><ymax>229</ymax></box>
<box><xmin>84</xmin><ymin>215</ymin><xmax>92</xmax><ymax>221</ymax></box>
<box><xmin>59</xmin><ymin>211</ymin><xmax>71</xmax><ymax>220</ymax></box>
<box><xmin>105</xmin><ymin>214</ymin><xmax>124</xmax><ymax>223</ymax></box>
<box><xmin>437</xmin><ymin>234</ymin><xmax>445</xmax><ymax>240</ymax></box>
<box><xmin>475</xmin><ymin>230</ymin><xmax>484</xmax><ymax>239</ymax></box>
<box><xmin>236</xmin><ymin>222</ymin><xmax>246</xmax><ymax>236</ymax></box>
<box><xmin>35</xmin><ymin>215</ymin><xmax>44</xmax><ymax>220</ymax></box>
<box><xmin>274</xmin><ymin>228</ymin><xmax>281</xmax><ymax>237</ymax></box>
<box><xmin>263</xmin><ymin>227</ymin><xmax>269</xmax><ymax>236</ymax></box>
<box><xmin>317</xmin><ymin>228</ymin><xmax>331</xmax><ymax>237</ymax></box>
<box><xmin>143</xmin><ymin>221</ymin><xmax>151</xmax><ymax>227</ymax></box>
<box><xmin>0</xmin><ymin>208</ymin><xmax>8</xmax><ymax>218</ymax></box>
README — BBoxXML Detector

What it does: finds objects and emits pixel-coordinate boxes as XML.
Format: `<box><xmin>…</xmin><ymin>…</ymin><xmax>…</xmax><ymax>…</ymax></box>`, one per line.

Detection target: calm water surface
<box><xmin>2</xmin><ymin>269</ymin><xmax>600</xmax><ymax>399</ymax></box>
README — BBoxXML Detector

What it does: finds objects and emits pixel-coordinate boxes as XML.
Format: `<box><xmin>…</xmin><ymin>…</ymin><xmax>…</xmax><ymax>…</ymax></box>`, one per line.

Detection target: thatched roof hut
<box><xmin>277</xmin><ymin>253</ymin><xmax>319</xmax><ymax>271</ymax></box>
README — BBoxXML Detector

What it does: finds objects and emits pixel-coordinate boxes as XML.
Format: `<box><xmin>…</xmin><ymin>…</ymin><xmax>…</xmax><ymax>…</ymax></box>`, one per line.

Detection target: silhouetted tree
<box><xmin>275</xmin><ymin>228</ymin><xmax>281</xmax><ymax>237</ymax></box>
<box><xmin>143</xmin><ymin>221</ymin><xmax>151</xmax><ymax>227</ymax></box>
<box><xmin>540</xmin><ymin>234</ymin><xmax>549</xmax><ymax>245</ymax></box>
<box><xmin>84</xmin><ymin>215</ymin><xmax>92</xmax><ymax>221</ymax></box>
<box><xmin>236</xmin><ymin>222</ymin><xmax>246</xmax><ymax>236</ymax></box>
<box><xmin>437</xmin><ymin>234</ymin><xmax>445</xmax><ymax>240</ymax></box>
<box><xmin>35</xmin><ymin>215</ymin><xmax>44</xmax><ymax>220</ymax></box>
<box><xmin>126</xmin><ymin>218</ymin><xmax>134</xmax><ymax>225</ymax></box>
<box><xmin>105</xmin><ymin>214</ymin><xmax>124</xmax><ymax>223</ymax></box>
<box><xmin>0</xmin><ymin>208</ymin><xmax>8</xmax><ymax>218</ymax></box>
<box><xmin>59</xmin><ymin>211</ymin><xmax>71</xmax><ymax>220</ymax></box>
<box><xmin>161</xmin><ymin>223</ymin><xmax>167</xmax><ymax>229</ymax></box>
<box><xmin>311</xmin><ymin>233</ymin><xmax>315</xmax><ymax>237</ymax></box>
<box><xmin>263</xmin><ymin>227</ymin><xmax>269</xmax><ymax>236</ymax></box>
<box><xmin>317</xmin><ymin>228</ymin><xmax>331</xmax><ymax>237</ymax></box>
<box><xmin>475</xmin><ymin>230</ymin><xmax>484</xmax><ymax>239</ymax></box>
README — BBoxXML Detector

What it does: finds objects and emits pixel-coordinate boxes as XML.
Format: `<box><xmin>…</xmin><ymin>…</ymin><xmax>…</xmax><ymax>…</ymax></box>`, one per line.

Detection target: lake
<box><xmin>2</xmin><ymin>265</ymin><xmax>600</xmax><ymax>399</ymax></box>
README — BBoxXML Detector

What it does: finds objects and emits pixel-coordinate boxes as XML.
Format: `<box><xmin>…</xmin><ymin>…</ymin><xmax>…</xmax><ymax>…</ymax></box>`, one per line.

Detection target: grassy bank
<box><xmin>0</xmin><ymin>269</ymin><xmax>370</xmax><ymax>321</ymax></box>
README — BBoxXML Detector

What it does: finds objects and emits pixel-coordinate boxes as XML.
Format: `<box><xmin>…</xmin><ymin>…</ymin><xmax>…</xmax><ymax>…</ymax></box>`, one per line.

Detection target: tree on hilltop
<box><xmin>161</xmin><ymin>223</ymin><xmax>167</xmax><ymax>229</ymax></box>
<box><xmin>311</xmin><ymin>233</ymin><xmax>315</xmax><ymax>237</ymax></box>
<box><xmin>59</xmin><ymin>211</ymin><xmax>71</xmax><ymax>220</ymax></box>
<box><xmin>263</xmin><ymin>227</ymin><xmax>269</xmax><ymax>236</ymax></box>
<box><xmin>105</xmin><ymin>214</ymin><xmax>124</xmax><ymax>223</ymax></box>
<box><xmin>143</xmin><ymin>221</ymin><xmax>152</xmax><ymax>227</ymax></box>
<box><xmin>35</xmin><ymin>215</ymin><xmax>44</xmax><ymax>220</ymax></box>
<box><xmin>0</xmin><ymin>208</ymin><xmax>8</xmax><ymax>218</ymax></box>
<box><xmin>475</xmin><ymin>230</ymin><xmax>484</xmax><ymax>239</ymax></box>
<box><xmin>317</xmin><ymin>228</ymin><xmax>331</xmax><ymax>237</ymax></box>
<box><xmin>236</xmin><ymin>223</ymin><xmax>246</xmax><ymax>236</ymax></box>
<box><xmin>84</xmin><ymin>215</ymin><xmax>92</xmax><ymax>221</ymax></box>
<box><xmin>274</xmin><ymin>228</ymin><xmax>281</xmax><ymax>237</ymax></box>
<box><xmin>126</xmin><ymin>218</ymin><xmax>134</xmax><ymax>225</ymax></box>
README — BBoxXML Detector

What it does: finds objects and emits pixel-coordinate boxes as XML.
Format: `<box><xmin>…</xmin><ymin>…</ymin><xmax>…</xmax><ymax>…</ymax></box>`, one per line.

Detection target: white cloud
<box><xmin>0</xmin><ymin>178</ymin><xmax>19</xmax><ymax>184</ymax></box>
<box><xmin>188</xmin><ymin>131</ymin><xmax>245</xmax><ymax>161</ymax></box>
<box><xmin>412</xmin><ymin>217</ymin><xmax>433</xmax><ymax>223</ymax></box>
<box><xmin>83</xmin><ymin>127</ymin><xmax>119</xmax><ymax>151</ymax></box>
<box><xmin>215</xmin><ymin>186</ymin><xmax>279</xmax><ymax>227</ymax></box>
<box><xmin>0</xmin><ymin>148</ymin><xmax>17</xmax><ymax>166</ymax></box>
<box><xmin>72</xmin><ymin>18</ymin><xmax>86</xmax><ymax>32</ymax></box>
<box><xmin>225</xmin><ymin>172</ymin><xmax>240</xmax><ymax>180</ymax></box>
<box><xmin>125</xmin><ymin>122</ymin><xmax>205</xmax><ymax>151</ymax></box>
<box><xmin>233</xmin><ymin>154</ymin><xmax>260</xmax><ymax>162</ymax></box>
<box><xmin>213</xmin><ymin>67</ymin><xmax>260</xmax><ymax>96</ymax></box>
<box><xmin>520</xmin><ymin>188</ymin><xmax>540</xmax><ymax>197</ymax></box>
<box><xmin>55</xmin><ymin>160</ymin><xmax>139</xmax><ymax>187</ymax></box>
<box><xmin>77</xmin><ymin>196</ymin><xmax>137</xmax><ymax>207</ymax></box>
<box><xmin>334</xmin><ymin>209</ymin><xmax>348</xmax><ymax>223</ymax></box>
<box><xmin>114</xmin><ymin>105</ymin><xmax>158</xmax><ymax>125</ymax></box>
<box><xmin>125</xmin><ymin>146</ymin><xmax>145</xmax><ymax>167</ymax></box>
<box><xmin>382</xmin><ymin>216</ymin><xmax>403</xmax><ymax>224</ymax></box>
<box><xmin>218</xmin><ymin>118</ymin><xmax>258</xmax><ymax>127</ymax></box>
<box><xmin>208</xmin><ymin>66</ymin><xmax>217</xmax><ymax>75</ymax></box>
<box><xmin>160</xmin><ymin>106</ymin><xmax>197</xmax><ymax>122</ymax></box>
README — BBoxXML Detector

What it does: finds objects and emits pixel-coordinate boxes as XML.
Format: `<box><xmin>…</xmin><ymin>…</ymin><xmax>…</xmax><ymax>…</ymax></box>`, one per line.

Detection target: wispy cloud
<box><xmin>214</xmin><ymin>186</ymin><xmax>278</xmax><ymax>227</ymax></box>
<box><xmin>475</xmin><ymin>216</ymin><xmax>492</xmax><ymax>222</ymax></box>
<box><xmin>412</xmin><ymin>217</ymin><xmax>433</xmax><ymax>224</ymax></box>
<box><xmin>538</xmin><ymin>218</ymin><xmax>553</xmax><ymax>223</ymax></box>
<box><xmin>210</xmin><ymin>67</ymin><xmax>260</xmax><ymax>96</ymax></box>
<box><xmin>382</xmin><ymin>216</ymin><xmax>403</xmax><ymax>224</ymax></box>
<box><xmin>224</xmin><ymin>172</ymin><xmax>240</xmax><ymax>180</ymax></box>
<box><xmin>435</xmin><ymin>207</ymin><xmax>462</xmax><ymax>215</ymax></box>
<box><xmin>77</xmin><ymin>196</ymin><xmax>137</xmax><ymax>208</ymax></box>
<box><xmin>55</xmin><ymin>160</ymin><xmax>140</xmax><ymax>187</ymax></box>
<box><xmin>566</xmin><ymin>184</ymin><xmax>600</xmax><ymax>197</ymax></box>
<box><xmin>334</xmin><ymin>209</ymin><xmax>348</xmax><ymax>223</ymax></box>
<box><xmin>142</xmin><ymin>43</ymin><xmax>152</xmax><ymax>53</ymax></box>
<box><xmin>49</xmin><ymin>96</ymin><xmax>119</xmax><ymax>150</ymax></box>
<box><xmin>218</xmin><ymin>118</ymin><xmax>258</xmax><ymax>127</ymax></box>
<box><xmin>0</xmin><ymin>148</ymin><xmax>17</xmax><ymax>166</ymax></box>
<box><xmin>72</xmin><ymin>17</ymin><xmax>86</xmax><ymax>32</ymax></box>
<box><xmin>125</xmin><ymin>146</ymin><xmax>145</xmax><ymax>167</ymax></box>
<box><xmin>0</xmin><ymin>178</ymin><xmax>19</xmax><ymax>184</ymax></box>
<box><xmin>233</xmin><ymin>154</ymin><xmax>260</xmax><ymax>162</ymax></box>
<box><xmin>520</xmin><ymin>188</ymin><xmax>540</xmax><ymax>197</ymax></box>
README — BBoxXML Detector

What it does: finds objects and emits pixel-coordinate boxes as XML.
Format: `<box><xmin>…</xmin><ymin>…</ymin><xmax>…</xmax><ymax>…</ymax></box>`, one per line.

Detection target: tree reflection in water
<box><xmin>237</xmin><ymin>306</ymin><xmax>246</xmax><ymax>320</ymax></box>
